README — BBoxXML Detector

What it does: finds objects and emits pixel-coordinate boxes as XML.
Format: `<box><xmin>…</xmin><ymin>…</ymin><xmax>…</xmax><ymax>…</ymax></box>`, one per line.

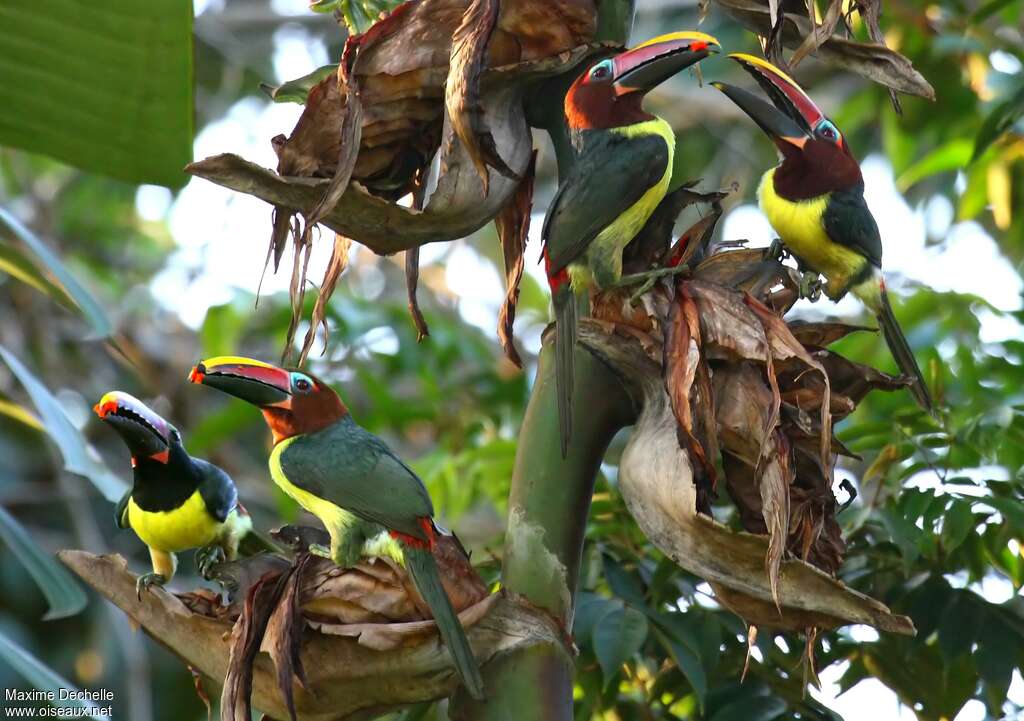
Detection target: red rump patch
<box><xmin>390</xmin><ymin>517</ymin><xmax>436</xmax><ymax>550</ymax></box>
<box><xmin>543</xmin><ymin>248</ymin><xmax>569</xmax><ymax>293</ymax></box>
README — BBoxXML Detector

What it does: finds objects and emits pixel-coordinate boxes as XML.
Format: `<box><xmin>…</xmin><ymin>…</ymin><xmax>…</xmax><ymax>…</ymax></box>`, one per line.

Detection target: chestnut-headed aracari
<box><xmin>543</xmin><ymin>31</ymin><xmax>720</xmax><ymax>456</ymax></box>
<box><xmin>94</xmin><ymin>391</ymin><xmax>256</xmax><ymax>597</ymax></box>
<box><xmin>712</xmin><ymin>54</ymin><xmax>933</xmax><ymax>411</ymax></box>
<box><xmin>187</xmin><ymin>356</ymin><xmax>485</xmax><ymax>700</ymax></box>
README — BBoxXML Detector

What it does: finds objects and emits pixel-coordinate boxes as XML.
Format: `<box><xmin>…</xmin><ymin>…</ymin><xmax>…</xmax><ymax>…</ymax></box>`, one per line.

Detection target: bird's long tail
<box><xmin>857</xmin><ymin>277</ymin><xmax>933</xmax><ymax>412</ymax></box>
<box><xmin>553</xmin><ymin>283</ymin><xmax>576</xmax><ymax>459</ymax></box>
<box><xmin>404</xmin><ymin>543</ymin><xmax>485</xmax><ymax>700</ymax></box>
<box><xmin>544</xmin><ymin>249</ymin><xmax>576</xmax><ymax>458</ymax></box>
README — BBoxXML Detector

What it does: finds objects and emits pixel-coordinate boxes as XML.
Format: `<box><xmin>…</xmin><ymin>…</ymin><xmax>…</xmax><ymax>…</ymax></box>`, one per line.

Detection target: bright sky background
<box><xmin>140</xmin><ymin>6</ymin><xmax>1024</xmax><ymax>718</ymax></box>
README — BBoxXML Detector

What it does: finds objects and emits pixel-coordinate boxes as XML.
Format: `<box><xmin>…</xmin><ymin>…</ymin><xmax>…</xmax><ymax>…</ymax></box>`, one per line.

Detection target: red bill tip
<box><xmin>94</xmin><ymin>400</ymin><xmax>117</xmax><ymax>418</ymax></box>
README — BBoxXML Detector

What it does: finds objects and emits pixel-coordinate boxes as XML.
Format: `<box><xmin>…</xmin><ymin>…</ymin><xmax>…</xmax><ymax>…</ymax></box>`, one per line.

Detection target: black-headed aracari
<box><xmin>712</xmin><ymin>54</ymin><xmax>933</xmax><ymax>411</ymax></box>
<box><xmin>187</xmin><ymin>356</ymin><xmax>485</xmax><ymax>700</ymax></box>
<box><xmin>543</xmin><ymin>31</ymin><xmax>720</xmax><ymax>456</ymax></box>
<box><xmin>94</xmin><ymin>391</ymin><xmax>255</xmax><ymax>597</ymax></box>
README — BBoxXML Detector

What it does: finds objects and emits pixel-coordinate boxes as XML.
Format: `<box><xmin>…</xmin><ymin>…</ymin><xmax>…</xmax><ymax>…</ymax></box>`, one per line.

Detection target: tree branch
<box><xmin>58</xmin><ymin>551</ymin><xmax>565</xmax><ymax>721</ymax></box>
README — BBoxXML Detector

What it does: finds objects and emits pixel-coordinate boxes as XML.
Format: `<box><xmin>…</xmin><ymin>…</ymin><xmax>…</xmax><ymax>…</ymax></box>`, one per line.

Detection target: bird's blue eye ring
<box><xmin>291</xmin><ymin>372</ymin><xmax>314</xmax><ymax>393</ymax></box>
<box><xmin>816</xmin><ymin>119</ymin><xmax>840</xmax><ymax>142</ymax></box>
<box><xmin>589</xmin><ymin>59</ymin><xmax>613</xmax><ymax>81</ymax></box>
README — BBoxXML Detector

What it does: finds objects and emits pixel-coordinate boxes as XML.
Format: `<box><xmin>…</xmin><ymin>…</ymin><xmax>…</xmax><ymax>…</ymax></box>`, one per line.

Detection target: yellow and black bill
<box><xmin>189</xmin><ymin>356</ymin><xmax>293</xmax><ymax>409</ymax></box>
<box><xmin>712</xmin><ymin>53</ymin><xmax>832</xmax><ymax>153</ymax></box>
<box><xmin>602</xmin><ymin>31</ymin><xmax>720</xmax><ymax>96</ymax></box>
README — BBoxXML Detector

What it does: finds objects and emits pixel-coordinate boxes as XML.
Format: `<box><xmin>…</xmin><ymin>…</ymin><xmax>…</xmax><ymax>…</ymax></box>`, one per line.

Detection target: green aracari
<box><xmin>94</xmin><ymin>391</ymin><xmax>257</xmax><ymax>597</ymax></box>
<box><xmin>188</xmin><ymin>356</ymin><xmax>485</xmax><ymax>700</ymax></box>
<box><xmin>543</xmin><ymin>31</ymin><xmax>720</xmax><ymax>456</ymax></box>
<box><xmin>712</xmin><ymin>53</ymin><xmax>933</xmax><ymax>411</ymax></box>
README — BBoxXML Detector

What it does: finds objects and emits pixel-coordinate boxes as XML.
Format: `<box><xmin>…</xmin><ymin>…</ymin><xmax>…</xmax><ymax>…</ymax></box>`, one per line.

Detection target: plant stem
<box><xmin>453</xmin><ymin>5</ymin><xmax>638</xmax><ymax>717</ymax></box>
<box><xmin>451</xmin><ymin>343</ymin><xmax>635</xmax><ymax>720</ymax></box>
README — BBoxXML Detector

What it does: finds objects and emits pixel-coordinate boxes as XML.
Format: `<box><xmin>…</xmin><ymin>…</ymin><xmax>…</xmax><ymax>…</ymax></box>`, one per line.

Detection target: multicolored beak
<box><xmin>189</xmin><ymin>356</ymin><xmax>292</xmax><ymax>409</ymax></box>
<box><xmin>94</xmin><ymin>391</ymin><xmax>173</xmax><ymax>463</ymax></box>
<box><xmin>612</xmin><ymin>31</ymin><xmax>720</xmax><ymax>95</ymax></box>
<box><xmin>712</xmin><ymin>53</ymin><xmax>827</xmax><ymax>154</ymax></box>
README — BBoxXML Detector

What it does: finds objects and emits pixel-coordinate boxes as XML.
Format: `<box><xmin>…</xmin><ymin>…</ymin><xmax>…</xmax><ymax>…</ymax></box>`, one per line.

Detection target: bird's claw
<box><xmin>799</xmin><ymin>271</ymin><xmax>823</xmax><ymax>301</ymax></box>
<box><xmin>615</xmin><ymin>264</ymin><xmax>691</xmax><ymax>303</ymax></box>
<box><xmin>136</xmin><ymin>573</ymin><xmax>167</xmax><ymax>601</ymax></box>
<box><xmin>765</xmin><ymin>238</ymin><xmax>788</xmax><ymax>262</ymax></box>
<box><xmin>196</xmin><ymin>545</ymin><xmax>226</xmax><ymax>580</ymax></box>
<box><xmin>308</xmin><ymin>543</ymin><xmax>333</xmax><ymax>561</ymax></box>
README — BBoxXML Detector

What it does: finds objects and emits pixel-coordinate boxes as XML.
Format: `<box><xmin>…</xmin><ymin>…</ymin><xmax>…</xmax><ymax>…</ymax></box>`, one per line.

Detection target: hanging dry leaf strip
<box><xmin>405</xmin><ymin>179</ymin><xmax>431</xmax><ymax>342</ymax></box>
<box><xmin>445</xmin><ymin>0</ymin><xmax>519</xmax><ymax>193</ymax></box>
<box><xmin>494</xmin><ymin>151</ymin><xmax>536</xmax><ymax>367</ymax></box>
<box><xmin>299</xmin><ymin>233</ymin><xmax>354</xmax><ymax>366</ymax></box>
<box><xmin>262</xmin><ymin>554</ymin><xmax>314</xmax><ymax>721</ymax></box>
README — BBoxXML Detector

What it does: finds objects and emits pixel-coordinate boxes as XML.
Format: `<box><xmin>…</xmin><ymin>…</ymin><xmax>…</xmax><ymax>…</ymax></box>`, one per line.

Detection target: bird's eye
<box><xmin>816</xmin><ymin>120</ymin><xmax>840</xmax><ymax>143</ymax></box>
<box><xmin>291</xmin><ymin>373</ymin><xmax>314</xmax><ymax>393</ymax></box>
<box><xmin>588</xmin><ymin>60</ymin><xmax>613</xmax><ymax>81</ymax></box>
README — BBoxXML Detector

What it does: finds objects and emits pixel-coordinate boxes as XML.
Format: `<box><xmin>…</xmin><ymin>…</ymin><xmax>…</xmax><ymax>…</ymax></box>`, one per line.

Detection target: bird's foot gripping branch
<box><xmin>58</xmin><ymin>528</ymin><xmax>549</xmax><ymax>721</ymax></box>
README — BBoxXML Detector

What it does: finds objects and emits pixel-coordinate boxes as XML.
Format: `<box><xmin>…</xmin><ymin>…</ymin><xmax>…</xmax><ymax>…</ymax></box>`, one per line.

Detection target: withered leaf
<box><xmin>693</xmin><ymin>248</ymin><xmax>794</xmax><ymax>301</ymax></box>
<box><xmin>790</xmin><ymin>0</ymin><xmax>843</xmax><ymax>68</ymax></box>
<box><xmin>744</xmin><ymin>294</ymin><xmax>831</xmax><ymax>469</ymax></box>
<box><xmin>758</xmin><ymin>431</ymin><xmax>793</xmax><ymax>610</ymax></box>
<box><xmin>405</xmin><ymin>248</ymin><xmax>430</xmax><ymax>341</ymax></box>
<box><xmin>445</xmin><ymin>0</ymin><xmax>518</xmax><ymax>194</ymax></box>
<box><xmin>713</xmin><ymin>0</ymin><xmax>935</xmax><ymax>99</ymax></box>
<box><xmin>404</xmin><ymin>179</ymin><xmax>430</xmax><ymax>341</ymax></box>
<box><xmin>282</xmin><ymin>227</ymin><xmax>315</xmax><ymax>365</ymax></box>
<box><xmin>766</xmin><ymin>0</ymin><xmax>786</xmax><ymax>69</ymax></box>
<box><xmin>299</xmin><ymin>233</ymin><xmax>354</xmax><ymax>366</ymax></box>
<box><xmin>665</xmin><ymin>209</ymin><xmax>722</xmax><ymax>271</ymax></box>
<box><xmin>664</xmin><ymin>282</ymin><xmax>717</xmax><ymax>487</ymax></box>
<box><xmin>809</xmin><ymin>347</ymin><xmax>910</xmax><ymax>410</ymax></box>
<box><xmin>188</xmin><ymin>666</ymin><xmax>212</xmax><ymax>721</ymax></box>
<box><xmin>857</xmin><ymin>0</ymin><xmax>902</xmax><ymax>112</ymax></box>
<box><xmin>787</xmin><ymin>320</ymin><xmax>874</xmax><ymax>348</ymax></box>
<box><xmin>308</xmin><ymin>76</ymin><xmax>364</xmax><ymax>226</ymax></box>
<box><xmin>689</xmin><ymin>281</ymin><xmax>770</xmax><ymax>363</ymax></box>
<box><xmin>262</xmin><ymin>555</ymin><xmax>313</xmax><ymax>721</ymax></box>
<box><xmin>494</xmin><ymin>151</ymin><xmax>536</xmax><ymax>367</ymax></box>
<box><xmin>221</xmin><ymin>571</ymin><xmax>289</xmax><ymax>721</ymax></box>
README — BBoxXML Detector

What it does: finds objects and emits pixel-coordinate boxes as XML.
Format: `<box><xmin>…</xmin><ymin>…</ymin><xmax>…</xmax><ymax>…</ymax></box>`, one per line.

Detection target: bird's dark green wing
<box><xmin>823</xmin><ymin>184</ymin><xmax>883</xmax><ymax>269</ymax></box>
<box><xmin>542</xmin><ymin>130</ymin><xmax>670</xmax><ymax>273</ymax></box>
<box><xmin>280</xmin><ymin>419</ymin><xmax>434</xmax><ymax>540</ymax></box>
<box><xmin>115</xmin><ymin>490</ymin><xmax>131</xmax><ymax>529</ymax></box>
<box><xmin>193</xmin><ymin>458</ymin><xmax>238</xmax><ymax>524</ymax></box>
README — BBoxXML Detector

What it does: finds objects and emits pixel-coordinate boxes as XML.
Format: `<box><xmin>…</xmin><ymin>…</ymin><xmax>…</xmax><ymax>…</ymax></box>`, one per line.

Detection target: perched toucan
<box><xmin>543</xmin><ymin>31</ymin><xmax>720</xmax><ymax>456</ymax></box>
<box><xmin>187</xmin><ymin>356</ymin><xmax>485</xmax><ymax>700</ymax></box>
<box><xmin>94</xmin><ymin>391</ymin><xmax>257</xmax><ymax>597</ymax></box>
<box><xmin>712</xmin><ymin>54</ymin><xmax>933</xmax><ymax>411</ymax></box>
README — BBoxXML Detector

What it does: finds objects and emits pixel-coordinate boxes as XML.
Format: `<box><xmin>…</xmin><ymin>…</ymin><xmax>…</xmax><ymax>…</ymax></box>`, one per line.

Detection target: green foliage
<box><xmin>0</xmin><ymin>507</ymin><xmax>85</xmax><ymax>620</ymax></box>
<box><xmin>0</xmin><ymin>207</ymin><xmax>112</xmax><ymax>338</ymax></box>
<box><xmin>0</xmin><ymin>346</ymin><xmax>126</xmax><ymax>503</ymax></box>
<box><xmin>0</xmin><ymin>0</ymin><xmax>194</xmax><ymax>188</ymax></box>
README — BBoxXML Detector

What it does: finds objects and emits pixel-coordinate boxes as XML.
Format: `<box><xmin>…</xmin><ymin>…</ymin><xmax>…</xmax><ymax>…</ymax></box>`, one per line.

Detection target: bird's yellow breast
<box><xmin>571</xmin><ymin>117</ymin><xmax>675</xmax><ymax>290</ymax></box>
<box><xmin>758</xmin><ymin>168</ymin><xmax>866</xmax><ymax>291</ymax></box>
<box><xmin>269</xmin><ymin>437</ymin><xmax>360</xmax><ymax>540</ymax></box>
<box><xmin>127</xmin><ymin>491</ymin><xmax>220</xmax><ymax>553</ymax></box>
